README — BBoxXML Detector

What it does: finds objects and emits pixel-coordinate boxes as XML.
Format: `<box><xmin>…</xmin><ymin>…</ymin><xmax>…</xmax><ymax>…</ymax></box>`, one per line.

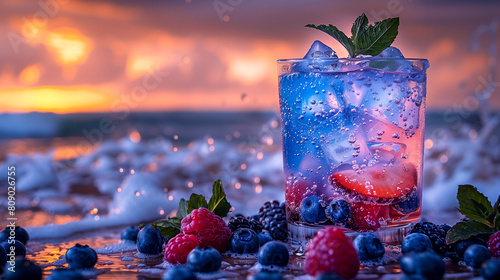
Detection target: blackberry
<box><xmin>258</xmin><ymin>201</ymin><xmax>288</xmax><ymax>241</ymax></box>
<box><xmin>227</xmin><ymin>214</ymin><xmax>263</xmax><ymax>233</ymax></box>
<box><xmin>410</xmin><ymin>222</ymin><xmax>456</xmax><ymax>259</ymax></box>
<box><xmin>247</xmin><ymin>215</ymin><xmax>264</xmax><ymax>233</ymax></box>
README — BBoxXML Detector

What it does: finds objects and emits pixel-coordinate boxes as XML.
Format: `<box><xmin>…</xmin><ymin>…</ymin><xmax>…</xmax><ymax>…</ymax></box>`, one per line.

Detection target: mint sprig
<box><xmin>208</xmin><ymin>179</ymin><xmax>232</xmax><ymax>217</ymax></box>
<box><xmin>306</xmin><ymin>13</ymin><xmax>399</xmax><ymax>57</ymax></box>
<box><xmin>152</xmin><ymin>217</ymin><xmax>182</xmax><ymax>239</ymax></box>
<box><xmin>187</xmin><ymin>194</ymin><xmax>208</xmax><ymax>214</ymax></box>
<box><xmin>457</xmin><ymin>184</ymin><xmax>494</xmax><ymax>227</ymax></box>
<box><xmin>446</xmin><ymin>220</ymin><xmax>494</xmax><ymax>244</ymax></box>
<box><xmin>151</xmin><ymin>179</ymin><xmax>232</xmax><ymax>238</ymax></box>
<box><xmin>446</xmin><ymin>184</ymin><xmax>500</xmax><ymax>244</ymax></box>
<box><xmin>305</xmin><ymin>24</ymin><xmax>356</xmax><ymax>58</ymax></box>
<box><xmin>177</xmin><ymin>198</ymin><xmax>188</xmax><ymax>218</ymax></box>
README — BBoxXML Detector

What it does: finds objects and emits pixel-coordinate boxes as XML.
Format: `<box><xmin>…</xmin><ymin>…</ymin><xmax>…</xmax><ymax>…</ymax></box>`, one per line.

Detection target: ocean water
<box><xmin>0</xmin><ymin>110</ymin><xmax>488</xmax><ymax>144</ymax></box>
<box><xmin>0</xmin><ymin>110</ymin><xmax>498</xmax><ymax>229</ymax></box>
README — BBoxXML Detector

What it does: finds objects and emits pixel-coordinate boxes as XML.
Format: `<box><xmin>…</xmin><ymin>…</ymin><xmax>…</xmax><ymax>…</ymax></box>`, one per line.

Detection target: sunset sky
<box><xmin>1</xmin><ymin>0</ymin><xmax>499</xmax><ymax>113</ymax></box>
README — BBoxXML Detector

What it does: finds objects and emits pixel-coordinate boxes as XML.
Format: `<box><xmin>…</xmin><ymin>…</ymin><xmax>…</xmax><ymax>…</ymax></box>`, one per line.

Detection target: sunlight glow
<box><xmin>228</xmin><ymin>58</ymin><xmax>270</xmax><ymax>84</ymax></box>
<box><xmin>126</xmin><ymin>55</ymin><xmax>158</xmax><ymax>79</ymax></box>
<box><xmin>0</xmin><ymin>87</ymin><xmax>114</xmax><ymax>113</ymax></box>
<box><xmin>47</xmin><ymin>28</ymin><xmax>92</xmax><ymax>65</ymax></box>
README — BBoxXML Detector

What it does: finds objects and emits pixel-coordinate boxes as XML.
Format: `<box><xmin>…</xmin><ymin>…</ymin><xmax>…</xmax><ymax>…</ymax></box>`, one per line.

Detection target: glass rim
<box><xmin>277</xmin><ymin>57</ymin><xmax>428</xmax><ymax>63</ymax></box>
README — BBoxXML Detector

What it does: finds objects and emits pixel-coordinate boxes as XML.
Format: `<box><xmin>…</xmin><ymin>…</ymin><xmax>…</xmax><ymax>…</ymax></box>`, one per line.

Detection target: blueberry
<box><xmin>136</xmin><ymin>225</ymin><xmax>163</xmax><ymax>254</ymax></box>
<box><xmin>65</xmin><ymin>243</ymin><xmax>98</xmax><ymax>269</ymax></box>
<box><xmin>300</xmin><ymin>195</ymin><xmax>327</xmax><ymax>223</ymax></box>
<box><xmin>463</xmin><ymin>244</ymin><xmax>491</xmax><ymax>269</ymax></box>
<box><xmin>258</xmin><ymin>231</ymin><xmax>273</xmax><ymax>247</ymax></box>
<box><xmin>399</xmin><ymin>251</ymin><xmax>445</xmax><ymax>280</ymax></box>
<box><xmin>454</xmin><ymin>236</ymin><xmax>487</xmax><ymax>259</ymax></box>
<box><xmin>2</xmin><ymin>240</ymin><xmax>26</xmax><ymax>258</ymax></box>
<box><xmin>0</xmin><ymin>226</ymin><xmax>30</xmax><ymax>245</ymax></box>
<box><xmin>327</xmin><ymin>199</ymin><xmax>350</xmax><ymax>224</ymax></box>
<box><xmin>392</xmin><ymin>189</ymin><xmax>420</xmax><ymax>214</ymax></box>
<box><xmin>480</xmin><ymin>258</ymin><xmax>500</xmax><ymax>280</ymax></box>
<box><xmin>317</xmin><ymin>273</ymin><xmax>345</xmax><ymax>280</ymax></box>
<box><xmin>258</xmin><ymin>241</ymin><xmax>289</xmax><ymax>267</ymax></box>
<box><xmin>162</xmin><ymin>267</ymin><xmax>196</xmax><ymax>280</ymax></box>
<box><xmin>186</xmin><ymin>247</ymin><xmax>222</xmax><ymax>273</ymax></box>
<box><xmin>250</xmin><ymin>271</ymin><xmax>284</xmax><ymax>280</ymax></box>
<box><xmin>229</xmin><ymin>228</ymin><xmax>260</xmax><ymax>254</ymax></box>
<box><xmin>47</xmin><ymin>268</ymin><xmax>84</xmax><ymax>280</ymax></box>
<box><xmin>4</xmin><ymin>259</ymin><xmax>42</xmax><ymax>280</ymax></box>
<box><xmin>353</xmin><ymin>233</ymin><xmax>385</xmax><ymax>261</ymax></box>
<box><xmin>120</xmin><ymin>226</ymin><xmax>140</xmax><ymax>242</ymax></box>
<box><xmin>401</xmin><ymin>233</ymin><xmax>433</xmax><ymax>254</ymax></box>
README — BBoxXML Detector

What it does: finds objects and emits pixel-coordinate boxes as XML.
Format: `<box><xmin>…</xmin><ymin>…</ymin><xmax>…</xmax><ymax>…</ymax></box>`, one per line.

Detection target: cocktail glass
<box><xmin>278</xmin><ymin>57</ymin><xmax>429</xmax><ymax>248</ymax></box>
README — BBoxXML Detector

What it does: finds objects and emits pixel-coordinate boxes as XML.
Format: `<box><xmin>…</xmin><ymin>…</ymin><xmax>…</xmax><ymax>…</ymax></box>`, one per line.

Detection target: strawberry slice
<box><xmin>330</xmin><ymin>162</ymin><xmax>417</xmax><ymax>198</ymax></box>
<box><xmin>349</xmin><ymin>202</ymin><xmax>390</xmax><ymax>231</ymax></box>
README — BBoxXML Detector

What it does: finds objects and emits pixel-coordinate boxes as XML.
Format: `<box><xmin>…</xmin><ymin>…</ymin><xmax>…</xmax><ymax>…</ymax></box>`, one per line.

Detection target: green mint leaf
<box><xmin>354</xmin><ymin>17</ymin><xmax>399</xmax><ymax>56</ymax></box>
<box><xmin>305</xmin><ymin>24</ymin><xmax>355</xmax><ymax>57</ymax></box>
<box><xmin>446</xmin><ymin>220</ymin><xmax>494</xmax><ymax>244</ymax></box>
<box><xmin>152</xmin><ymin>217</ymin><xmax>182</xmax><ymax>239</ymax></box>
<box><xmin>177</xmin><ymin>198</ymin><xmax>188</xmax><ymax>219</ymax></box>
<box><xmin>351</xmin><ymin>13</ymin><xmax>368</xmax><ymax>43</ymax></box>
<box><xmin>187</xmin><ymin>193</ymin><xmax>208</xmax><ymax>213</ymax></box>
<box><xmin>457</xmin><ymin>184</ymin><xmax>494</xmax><ymax>227</ymax></box>
<box><xmin>208</xmin><ymin>179</ymin><xmax>232</xmax><ymax>218</ymax></box>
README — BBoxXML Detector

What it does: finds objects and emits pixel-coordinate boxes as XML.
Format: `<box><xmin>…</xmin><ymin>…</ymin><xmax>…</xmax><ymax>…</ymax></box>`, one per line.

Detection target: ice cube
<box><xmin>377</xmin><ymin>47</ymin><xmax>404</xmax><ymax>58</ymax></box>
<box><xmin>303</xmin><ymin>40</ymin><xmax>337</xmax><ymax>59</ymax></box>
<box><xmin>280</xmin><ymin>72</ymin><xmax>343</xmax><ymax>124</ymax></box>
<box><xmin>371</xmin><ymin>47</ymin><xmax>413</xmax><ymax>72</ymax></box>
<box><xmin>367</xmin><ymin>142</ymin><xmax>407</xmax><ymax>165</ymax></box>
<box><xmin>289</xmin><ymin>41</ymin><xmax>340</xmax><ymax>72</ymax></box>
<box><xmin>319</xmin><ymin>113</ymin><xmax>372</xmax><ymax>167</ymax></box>
<box><xmin>359</xmin><ymin>112</ymin><xmax>407</xmax><ymax>143</ymax></box>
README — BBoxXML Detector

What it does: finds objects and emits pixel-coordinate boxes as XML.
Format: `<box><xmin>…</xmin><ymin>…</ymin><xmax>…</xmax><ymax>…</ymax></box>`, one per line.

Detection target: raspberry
<box><xmin>487</xmin><ymin>231</ymin><xmax>500</xmax><ymax>258</ymax></box>
<box><xmin>181</xmin><ymin>208</ymin><xmax>232</xmax><ymax>253</ymax></box>
<box><xmin>285</xmin><ymin>178</ymin><xmax>309</xmax><ymax>218</ymax></box>
<box><xmin>305</xmin><ymin>227</ymin><xmax>359</xmax><ymax>279</ymax></box>
<box><xmin>164</xmin><ymin>233</ymin><xmax>199</xmax><ymax>264</ymax></box>
<box><xmin>348</xmin><ymin>202</ymin><xmax>389</xmax><ymax>232</ymax></box>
